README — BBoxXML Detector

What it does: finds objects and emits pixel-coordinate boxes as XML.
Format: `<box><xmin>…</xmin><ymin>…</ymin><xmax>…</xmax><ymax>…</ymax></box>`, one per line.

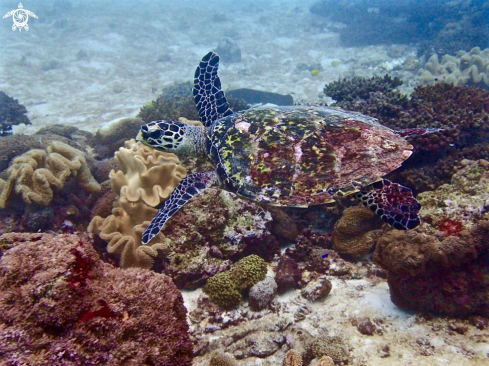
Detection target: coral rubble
<box><xmin>0</xmin><ymin>232</ymin><xmax>192</xmax><ymax>365</ymax></box>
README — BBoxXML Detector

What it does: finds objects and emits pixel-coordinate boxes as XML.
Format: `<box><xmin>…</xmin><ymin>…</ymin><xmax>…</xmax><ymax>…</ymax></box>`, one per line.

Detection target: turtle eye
<box><xmin>141</xmin><ymin>125</ymin><xmax>149</xmax><ymax>133</ymax></box>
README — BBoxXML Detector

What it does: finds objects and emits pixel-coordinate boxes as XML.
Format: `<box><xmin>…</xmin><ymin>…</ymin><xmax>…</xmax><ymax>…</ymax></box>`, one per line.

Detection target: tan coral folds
<box><xmin>88</xmin><ymin>139</ymin><xmax>186</xmax><ymax>269</ymax></box>
<box><xmin>0</xmin><ymin>141</ymin><xmax>100</xmax><ymax>208</ymax></box>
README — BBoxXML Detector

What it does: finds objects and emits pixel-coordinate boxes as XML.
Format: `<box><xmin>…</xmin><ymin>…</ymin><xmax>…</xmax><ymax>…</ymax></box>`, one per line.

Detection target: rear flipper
<box><xmin>142</xmin><ymin>171</ymin><xmax>219</xmax><ymax>244</ymax></box>
<box><xmin>355</xmin><ymin>179</ymin><xmax>420</xmax><ymax>230</ymax></box>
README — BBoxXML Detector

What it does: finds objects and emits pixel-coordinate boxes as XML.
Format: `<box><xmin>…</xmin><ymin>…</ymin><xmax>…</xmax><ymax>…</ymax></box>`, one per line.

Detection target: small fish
<box><xmin>322</xmin><ymin>253</ymin><xmax>329</xmax><ymax>258</ymax></box>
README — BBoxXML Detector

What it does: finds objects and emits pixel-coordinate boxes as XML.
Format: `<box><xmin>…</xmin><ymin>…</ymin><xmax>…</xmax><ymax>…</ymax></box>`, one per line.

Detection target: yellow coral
<box><xmin>0</xmin><ymin>141</ymin><xmax>100</xmax><ymax>208</ymax></box>
<box><xmin>88</xmin><ymin>139</ymin><xmax>187</xmax><ymax>269</ymax></box>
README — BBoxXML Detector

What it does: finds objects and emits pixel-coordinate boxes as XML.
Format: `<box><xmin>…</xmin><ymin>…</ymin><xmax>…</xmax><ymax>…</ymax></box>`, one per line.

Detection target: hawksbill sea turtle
<box><xmin>136</xmin><ymin>52</ymin><xmax>422</xmax><ymax>244</ymax></box>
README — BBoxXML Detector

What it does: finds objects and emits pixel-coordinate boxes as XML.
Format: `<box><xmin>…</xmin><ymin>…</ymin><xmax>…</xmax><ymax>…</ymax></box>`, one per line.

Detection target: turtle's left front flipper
<box><xmin>355</xmin><ymin>179</ymin><xmax>420</xmax><ymax>230</ymax></box>
<box><xmin>142</xmin><ymin>171</ymin><xmax>219</xmax><ymax>244</ymax></box>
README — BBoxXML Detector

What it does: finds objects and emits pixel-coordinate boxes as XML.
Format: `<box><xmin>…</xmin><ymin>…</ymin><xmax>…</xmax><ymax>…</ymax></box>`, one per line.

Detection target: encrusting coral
<box><xmin>88</xmin><ymin>138</ymin><xmax>186</xmax><ymax>269</ymax></box>
<box><xmin>203</xmin><ymin>254</ymin><xmax>267</xmax><ymax>308</ymax></box>
<box><xmin>0</xmin><ymin>140</ymin><xmax>100</xmax><ymax>208</ymax></box>
<box><xmin>418</xmin><ymin>47</ymin><xmax>489</xmax><ymax>87</ymax></box>
<box><xmin>374</xmin><ymin>159</ymin><xmax>489</xmax><ymax>316</ymax></box>
<box><xmin>0</xmin><ymin>232</ymin><xmax>193</xmax><ymax>366</ymax></box>
<box><xmin>332</xmin><ymin>206</ymin><xmax>383</xmax><ymax>256</ymax></box>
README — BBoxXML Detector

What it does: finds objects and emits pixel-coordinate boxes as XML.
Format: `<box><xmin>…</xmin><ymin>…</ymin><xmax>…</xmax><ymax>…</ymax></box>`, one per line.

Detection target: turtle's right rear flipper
<box><xmin>142</xmin><ymin>171</ymin><xmax>219</xmax><ymax>244</ymax></box>
<box><xmin>355</xmin><ymin>179</ymin><xmax>421</xmax><ymax>230</ymax></box>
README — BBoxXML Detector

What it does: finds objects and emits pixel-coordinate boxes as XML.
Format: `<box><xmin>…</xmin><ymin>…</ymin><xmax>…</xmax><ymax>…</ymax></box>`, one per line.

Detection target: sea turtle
<box><xmin>137</xmin><ymin>52</ymin><xmax>421</xmax><ymax>244</ymax></box>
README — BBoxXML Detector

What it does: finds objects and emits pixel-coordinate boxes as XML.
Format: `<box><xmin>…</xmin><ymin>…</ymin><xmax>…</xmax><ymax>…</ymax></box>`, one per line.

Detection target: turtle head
<box><xmin>136</xmin><ymin>120</ymin><xmax>206</xmax><ymax>156</ymax></box>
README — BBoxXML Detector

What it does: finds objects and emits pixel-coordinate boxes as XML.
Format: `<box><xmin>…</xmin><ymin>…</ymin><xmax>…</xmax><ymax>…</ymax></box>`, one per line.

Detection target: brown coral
<box><xmin>282</xmin><ymin>349</ymin><xmax>302</xmax><ymax>366</ymax></box>
<box><xmin>209</xmin><ymin>351</ymin><xmax>238</xmax><ymax>366</ymax></box>
<box><xmin>0</xmin><ymin>140</ymin><xmax>100</xmax><ymax>208</ymax></box>
<box><xmin>332</xmin><ymin>206</ymin><xmax>383</xmax><ymax>256</ymax></box>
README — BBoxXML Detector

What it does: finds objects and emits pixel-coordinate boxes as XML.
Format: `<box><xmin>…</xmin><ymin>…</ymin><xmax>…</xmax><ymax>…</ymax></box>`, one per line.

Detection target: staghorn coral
<box><xmin>419</xmin><ymin>47</ymin><xmax>489</xmax><ymax>88</ymax></box>
<box><xmin>0</xmin><ymin>91</ymin><xmax>31</xmax><ymax>136</ymax></box>
<box><xmin>374</xmin><ymin>160</ymin><xmax>489</xmax><ymax>316</ymax></box>
<box><xmin>0</xmin><ymin>141</ymin><xmax>100</xmax><ymax>208</ymax></box>
<box><xmin>332</xmin><ymin>206</ymin><xmax>383</xmax><ymax>256</ymax></box>
<box><xmin>311</xmin><ymin>335</ymin><xmax>349</xmax><ymax>364</ymax></box>
<box><xmin>203</xmin><ymin>254</ymin><xmax>267</xmax><ymax>308</ymax></box>
<box><xmin>88</xmin><ymin>138</ymin><xmax>185</xmax><ymax>269</ymax></box>
<box><xmin>0</xmin><ymin>232</ymin><xmax>193</xmax><ymax>366</ymax></box>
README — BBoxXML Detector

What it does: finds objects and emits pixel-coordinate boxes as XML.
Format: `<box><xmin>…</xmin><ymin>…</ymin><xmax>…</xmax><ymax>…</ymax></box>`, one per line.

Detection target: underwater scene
<box><xmin>1</xmin><ymin>0</ymin><xmax>489</xmax><ymax>365</ymax></box>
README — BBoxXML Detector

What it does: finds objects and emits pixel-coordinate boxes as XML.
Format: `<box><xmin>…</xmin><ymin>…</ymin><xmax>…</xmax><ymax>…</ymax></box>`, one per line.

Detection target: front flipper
<box><xmin>193</xmin><ymin>51</ymin><xmax>233</xmax><ymax>127</ymax></box>
<box><xmin>355</xmin><ymin>179</ymin><xmax>421</xmax><ymax>230</ymax></box>
<box><xmin>142</xmin><ymin>171</ymin><xmax>219</xmax><ymax>244</ymax></box>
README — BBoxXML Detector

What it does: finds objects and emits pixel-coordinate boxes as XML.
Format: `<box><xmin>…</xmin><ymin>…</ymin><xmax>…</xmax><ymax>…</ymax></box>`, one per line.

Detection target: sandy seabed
<box><xmin>1</xmin><ymin>1</ymin><xmax>487</xmax><ymax>365</ymax></box>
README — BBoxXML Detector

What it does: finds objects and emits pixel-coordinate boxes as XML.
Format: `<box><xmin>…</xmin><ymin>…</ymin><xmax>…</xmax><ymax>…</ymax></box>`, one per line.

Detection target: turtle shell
<box><xmin>206</xmin><ymin>106</ymin><xmax>413</xmax><ymax>207</ymax></box>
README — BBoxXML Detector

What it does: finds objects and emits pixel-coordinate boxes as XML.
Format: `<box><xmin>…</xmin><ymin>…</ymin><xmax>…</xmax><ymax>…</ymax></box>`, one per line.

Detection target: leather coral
<box><xmin>0</xmin><ymin>141</ymin><xmax>100</xmax><ymax>208</ymax></box>
<box><xmin>88</xmin><ymin>139</ymin><xmax>186</xmax><ymax>269</ymax></box>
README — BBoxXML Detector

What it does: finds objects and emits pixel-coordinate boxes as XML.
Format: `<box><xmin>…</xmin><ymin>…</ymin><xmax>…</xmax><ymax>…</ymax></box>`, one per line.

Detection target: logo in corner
<box><xmin>3</xmin><ymin>3</ymin><xmax>38</xmax><ymax>32</ymax></box>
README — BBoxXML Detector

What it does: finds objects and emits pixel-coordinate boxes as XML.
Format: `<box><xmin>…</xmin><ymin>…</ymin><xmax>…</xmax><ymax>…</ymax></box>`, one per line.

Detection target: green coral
<box><xmin>203</xmin><ymin>254</ymin><xmax>267</xmax><ymax>308</ymax></box>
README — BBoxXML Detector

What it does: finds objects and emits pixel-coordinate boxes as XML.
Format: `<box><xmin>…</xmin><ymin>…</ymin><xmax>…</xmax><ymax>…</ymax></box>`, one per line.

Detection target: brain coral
<box><xmin>0</xmin><ymin>140</ymin><xmax>100</xmax><ymax>208</ymax></box>
<box><xmin>374</xmin><ymin>159</ymin><xmax>489</xmax><ymax>316</ymax></box>
<box><xmin>203</xmin><ymin>254</ymin><xmax>267</xmax><ymax>308</ymax></box>
<box><xmin>0</xmin><ymin>232</ymin><xmax>193</xmax><ymax>366</ymax></box>
<box><xmin>418</xmin><ymin>47</ymin><xmax>489</xmax><ymax>87</ymax></box>
<box><xmin>332</xmin><ymin>206</ymin><xmax>383</xmax><ymax>256</ymax></box>
<box><xmin>88</xmin><ymin>138</ymin><xmax>185</xmax><ymax>269</ymax></box>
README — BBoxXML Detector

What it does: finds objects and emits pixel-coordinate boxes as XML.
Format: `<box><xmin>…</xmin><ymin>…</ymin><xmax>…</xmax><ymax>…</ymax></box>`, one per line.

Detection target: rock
<box><xmin>357</xmin><ymin>317</ymin><xmax>376</xmax><ymax>336</ymax></box>
<box><xmin>249</xmin><ymin>277</ymin><xmax>278</xmax><ymax>311</ymax></box>
<box><xmin>275</xmin><ymin>256</ymin><xmax>301</xmax><ymax>293</ymax></box>
<box><xmin>214</xmin><ymin>37</ymin><xmax>241</xmax><ymax>63</ymax></box>
<box><xmin>300</xmin><ymin>276</ymin><xmax>332</xmax><ymax>302</ymax></box>
<box><xmin>226</xmin><ymin>88</ymin><xmax>294</xmax><ymax>106</ymax></box>
<box><xmin>231</xmin><ymin>330</ymin><xmax>285</xmax><ymax>358</ymax></box>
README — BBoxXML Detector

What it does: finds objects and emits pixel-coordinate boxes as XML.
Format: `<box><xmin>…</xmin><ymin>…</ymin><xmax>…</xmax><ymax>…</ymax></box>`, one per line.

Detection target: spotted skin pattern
<box><xmin>139</xmin><ymin>52</ymin><xmax>422</xmax><ymax>244</ymax></box>
<box><xmin>142</xmin><ymin>171</ymin><xmax>219</xmax><ymax>244</ymax></box>
<box><xmin>193</xmin><ymin>52</ymin><xmax>233</xmax><ymax>127</ymax></box>
<box><xmin>355</xmin><ymin>179</ymin><xmax>421</xmax><ymax>230</ymax></box>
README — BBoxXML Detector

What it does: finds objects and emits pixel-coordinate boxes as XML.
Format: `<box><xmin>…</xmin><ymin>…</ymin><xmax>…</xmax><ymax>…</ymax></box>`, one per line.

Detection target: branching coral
<box><xmin>419</xmin><ymin>47</ymin><xmax>489</xmax><ymax>88</ymax></box>
<box><xmin>0</xmin><ymin>141</ymin><xmax>100</xmax><ymax>208</ymax></box>
<box><xmin>332</xmin><ymin>206</ymin><xmax>383</xmax><ymax>256</ymax></box>
<box><xmin>88</xmin><ymin>138</ymin><xmax>186</xmax><ymax>269</ymax></box>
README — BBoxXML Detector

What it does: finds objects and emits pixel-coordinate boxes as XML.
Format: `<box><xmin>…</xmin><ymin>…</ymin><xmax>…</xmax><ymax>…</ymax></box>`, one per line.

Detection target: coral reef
<box><xmin>0</xmin><ymin>232</ymin><xmax>192</xmax><ymax>365</ymax></box>
<box><xmin>374</xmin><ymin>160</ymin><xmax>489</xmax><ymax>316</ymax></box>
<box><xmin>325</xmin><ymin>76</ymin><xmax>489</xmax><ymax>193</ymax></box>
<box><xmin>208</xmin><ymin>351</ymin><xmax>238</xmax><ymax>366</ymax></box>
<box><xmin>138</xmin><ymin>81</ymin><xmax>249</xmax><ymax>123</ymax></box>
<box><xmin>300</xmin><ymin>276</ymin><xmax>332</xmax><ymax>302</ymax></box>
<box><xmin>332</xmin><ymin>206</ymin><xmax>383</xmax><ymax>256</ymax></box>
<box><xmin>0</xmin><ymin>134</ymin><xmax>42</xmax><ymax>172</ymax></box>
<box><xmin>203</xmin><ymin>255</ymin><xmax>267</xmax><ymax>308</ymax></box>
<box><xmin>275</xmin><ymin>256</ymin><xmax>302</xmax><ymax>293</ymax></box>
<box><xmin>0</xmin><ymin>140</ymin><xmax>100</xmax><ymax>208</ymax></box>
<box><xmin>419</xmin><ymin>47</ymin><xmax>489</xmax><ymax>88</ymax></box>
<box><xmin>0</xmin><ymin>91</ymin><xmax>31</xmax><ymax>136</ymax></box>
<box><xmin>89</xmin><ymin>117</ymin><xmax>145</xmax><ymax>159</ymax></box>
<box><xmin>311</xmin><ymin>335</ymin><xmax>349</xmax><ymax>364</ymax></box>
<box><xmin>282</xmin><ymin>349</ymin><xmax>302</xmax><ymax>366</ymax></box>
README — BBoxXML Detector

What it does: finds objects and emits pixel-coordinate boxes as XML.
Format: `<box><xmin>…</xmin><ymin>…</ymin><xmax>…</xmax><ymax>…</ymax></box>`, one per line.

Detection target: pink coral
<box><xmin>0</xmin><ymin>232</ymin><xmax>193</xmax><ymax>365</ymax></box>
